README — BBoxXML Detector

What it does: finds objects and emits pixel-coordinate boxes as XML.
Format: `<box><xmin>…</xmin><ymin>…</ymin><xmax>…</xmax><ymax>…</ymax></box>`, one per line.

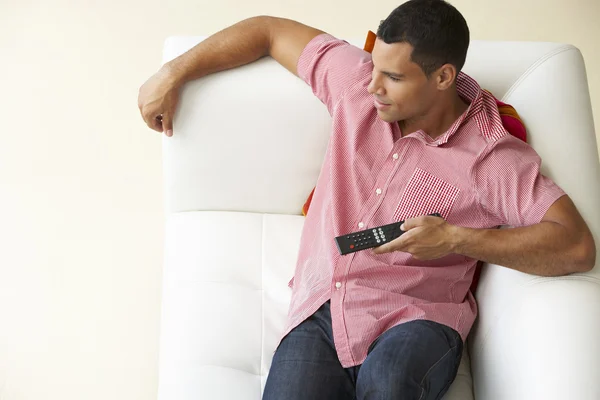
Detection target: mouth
<box><xmin>374</xmin><ymin>98</ymin><xmax>392</xmax><ymax>110</ymax></box>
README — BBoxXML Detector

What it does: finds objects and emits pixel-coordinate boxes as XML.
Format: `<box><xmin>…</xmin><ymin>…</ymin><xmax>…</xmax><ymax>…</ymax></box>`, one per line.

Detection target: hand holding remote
<box><xmin>335</xmin><ymin>213</ymin><xmax>442</xmax><ymax>255</ymax></box>
<box><xmin>371</xmin><ymin>213</ymin><xmax>456</xmax><ymax>260</ymax></box>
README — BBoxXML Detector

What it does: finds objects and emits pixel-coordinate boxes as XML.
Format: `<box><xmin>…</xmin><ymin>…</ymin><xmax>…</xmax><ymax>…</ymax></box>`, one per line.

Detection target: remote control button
<box><xmin>349</xmin><ymin>244</ymin><xmax>354</xmax><ymax>249</ymax></box>
<box><xmin>377</xmin><ymin>239</ymin><xmax>381</xmax><ymax>243</ymax></box>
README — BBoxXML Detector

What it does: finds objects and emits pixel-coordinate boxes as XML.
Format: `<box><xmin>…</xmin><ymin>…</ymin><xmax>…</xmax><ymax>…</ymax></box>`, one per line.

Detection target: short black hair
<box><xmin>377</xmin><ymin>0</ymin><xmax>470</xmax><ymax>76</ymax></box>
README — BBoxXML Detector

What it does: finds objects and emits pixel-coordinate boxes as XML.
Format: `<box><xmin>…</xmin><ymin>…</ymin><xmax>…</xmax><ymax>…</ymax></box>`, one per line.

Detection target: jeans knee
<box><xmin>356</xmin><ymin>363</ymin><xmax>421</xmax><ymax>400</ymax></box>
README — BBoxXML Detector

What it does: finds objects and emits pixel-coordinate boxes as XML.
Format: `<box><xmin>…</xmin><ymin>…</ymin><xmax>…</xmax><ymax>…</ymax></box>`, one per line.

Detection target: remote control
<box><xmin>334</xmin><ymin>213</ymin><xmax>442</xmax><ymax>255</ymax></box>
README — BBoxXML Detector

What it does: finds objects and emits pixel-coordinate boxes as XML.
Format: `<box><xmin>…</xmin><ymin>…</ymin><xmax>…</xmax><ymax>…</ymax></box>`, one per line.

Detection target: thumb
<box><xmin>162</xmin><ymin>113</ymin><xmax>173</xmax><ymax>137</ymax></box>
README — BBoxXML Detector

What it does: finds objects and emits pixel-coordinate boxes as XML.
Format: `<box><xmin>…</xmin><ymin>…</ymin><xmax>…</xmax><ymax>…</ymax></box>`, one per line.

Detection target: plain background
<box><xmin>1</xmin><ymin>0</ymin><xmax>598</xmax><ymax>399</ymax></box>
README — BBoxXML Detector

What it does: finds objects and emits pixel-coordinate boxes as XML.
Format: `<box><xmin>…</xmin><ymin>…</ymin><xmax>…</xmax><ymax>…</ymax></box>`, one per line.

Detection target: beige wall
<box><xmin>1</xmin><ymin>0</ymin><xmax>598</xmax><ymax>399</ymax></box>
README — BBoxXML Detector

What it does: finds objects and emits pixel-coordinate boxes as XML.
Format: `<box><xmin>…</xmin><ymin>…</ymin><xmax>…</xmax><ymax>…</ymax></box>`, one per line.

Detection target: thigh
<box><xmin>263</xmin><ymin>301</ymin><xmax>355</xmax><ymax>400</ymax></box>
<box><xmin>356</xmin><ymin>319</ymin><xmax>463</xmax><ymax>400</ymax></box>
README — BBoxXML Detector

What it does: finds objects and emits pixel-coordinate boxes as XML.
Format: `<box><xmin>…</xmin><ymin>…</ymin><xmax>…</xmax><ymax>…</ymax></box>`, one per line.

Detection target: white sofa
<box><xmin>156</xmin><ymin>36</ymin><xmax>600</xmax><ymax>399</ymax></box>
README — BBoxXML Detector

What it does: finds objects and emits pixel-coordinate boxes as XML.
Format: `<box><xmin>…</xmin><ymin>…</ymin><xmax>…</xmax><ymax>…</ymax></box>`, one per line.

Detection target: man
<box><xmin>138</xmin><ymin>1</ymin><xmax>596</xmax><ymax>398</ymax></box>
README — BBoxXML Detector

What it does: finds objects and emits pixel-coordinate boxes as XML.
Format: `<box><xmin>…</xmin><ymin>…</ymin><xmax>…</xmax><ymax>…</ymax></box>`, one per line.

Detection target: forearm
<box><xmin>451</xmin><ymin>222</ymin><xmax>590</xmax><ymax>276</ymax></box>
<box><xmin>165</xmin><ymin>16</ymin><xmax>273</xmax><ymax>85</ymax></box>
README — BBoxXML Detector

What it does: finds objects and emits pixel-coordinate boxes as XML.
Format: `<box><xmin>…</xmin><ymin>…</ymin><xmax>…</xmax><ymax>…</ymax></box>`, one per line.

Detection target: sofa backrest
<box><xmin>161</xmin><ymin>36</ymin><xmax>599</xmax><ymax>275</ymax></box>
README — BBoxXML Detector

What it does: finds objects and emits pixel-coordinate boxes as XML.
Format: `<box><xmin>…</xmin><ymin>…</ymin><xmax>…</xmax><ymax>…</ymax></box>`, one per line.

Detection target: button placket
<box><xmin>362</xmin><ymin>144</ymin><xmax>407</xmax><ymax>225</ymax></box>
<box><xmin>354</xmin><ymin>144</ymin><xmax>405</xmax><ymax>246</ymax></box>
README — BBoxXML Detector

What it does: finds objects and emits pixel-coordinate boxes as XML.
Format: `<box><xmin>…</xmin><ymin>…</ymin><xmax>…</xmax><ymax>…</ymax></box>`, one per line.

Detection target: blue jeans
<box><xmin>263</xmin><ymin>301</ymin><xmax>463</xmax><ymax>400</ymax></box>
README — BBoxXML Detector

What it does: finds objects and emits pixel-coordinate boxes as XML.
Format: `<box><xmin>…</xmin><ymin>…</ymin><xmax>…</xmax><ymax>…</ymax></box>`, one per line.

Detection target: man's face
<box><xmin>367</xmin><ymin>39</ymin><xmax>438</xmax><ymax>124</ymax></box>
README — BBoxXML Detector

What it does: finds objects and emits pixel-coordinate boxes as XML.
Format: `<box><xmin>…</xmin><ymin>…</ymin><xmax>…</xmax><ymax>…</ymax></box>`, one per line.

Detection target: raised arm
<box><xmin>138</xmin><ymin>16</ymin><xmax>325</xmax><ymax>135</ymax></box>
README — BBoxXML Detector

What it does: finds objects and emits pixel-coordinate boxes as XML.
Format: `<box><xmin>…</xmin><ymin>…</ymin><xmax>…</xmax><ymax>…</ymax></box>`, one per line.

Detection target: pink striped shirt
<box><xmin>282</xmin><ymin>34</ymin><xmax>566</xmax><ymax>368</ymax></box>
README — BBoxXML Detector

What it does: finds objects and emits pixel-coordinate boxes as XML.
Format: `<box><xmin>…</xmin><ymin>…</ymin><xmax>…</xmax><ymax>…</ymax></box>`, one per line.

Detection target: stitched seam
<box><xmin>525</xmin><ymin>274</ymin><xmax>600</xmax><ymax>286</ymax></box>
<box><xmin>468</xmin><ymin>138</ymin><xmax>508</xmax><ymax>225</ymax></box>
<box><xmin>393</xmin><ymin>168</ymin><xmax>460</xmax><ymax>221</ymax></box>
<box><xmin>448</xmin><ymin>258</ymin><xmax>475</xmax><ymax>303</ymax></box>
<box><xmin>434</xmin><ymin>351</ymin><xmax>461</xmax><ymax>400</ymax></box>
<box><xmin>417</xmin><ymin>344</ymin><xmax>458</xmax><ymax>399</ymax></box>
<box><xmin>501</xmin><ymin>45</ymin><xmax>575</xmax><ymax>102</ymax></box>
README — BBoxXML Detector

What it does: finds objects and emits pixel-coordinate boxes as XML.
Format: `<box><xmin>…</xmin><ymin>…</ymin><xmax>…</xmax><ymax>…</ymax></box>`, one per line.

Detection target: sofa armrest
<box><xmin>469</xmin><ymin>263</ymin><xmax>600</xmax><ymax>399</ymax></box>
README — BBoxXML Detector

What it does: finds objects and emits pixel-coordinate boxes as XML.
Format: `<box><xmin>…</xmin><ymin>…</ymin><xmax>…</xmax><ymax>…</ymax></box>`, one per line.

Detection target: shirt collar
<box><xmin>410</xmin><ymin>72</ymin><xmax>484</xmax><ymax>147</ymax></box>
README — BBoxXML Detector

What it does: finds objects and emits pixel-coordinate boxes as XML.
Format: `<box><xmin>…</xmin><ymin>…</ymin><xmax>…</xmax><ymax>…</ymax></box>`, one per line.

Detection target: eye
<box><xmin>387</xmin><ymin>74</ymin><xmax>401</xmax><ymax>82</ymax></box>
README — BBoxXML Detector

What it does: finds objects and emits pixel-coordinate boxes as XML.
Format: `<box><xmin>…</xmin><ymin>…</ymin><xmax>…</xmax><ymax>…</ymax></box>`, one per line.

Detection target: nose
<box><xmin>367</xmin><ymin>71</ymin><xmax>385</xmax><ymax>96</ymax></box>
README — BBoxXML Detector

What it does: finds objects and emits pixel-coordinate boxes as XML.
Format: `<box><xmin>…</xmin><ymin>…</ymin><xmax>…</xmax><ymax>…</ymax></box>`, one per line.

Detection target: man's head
<box><xmin>368</xmin><ymin>0</ymin><xmax>470</xmax><ymax>124</ymax></box>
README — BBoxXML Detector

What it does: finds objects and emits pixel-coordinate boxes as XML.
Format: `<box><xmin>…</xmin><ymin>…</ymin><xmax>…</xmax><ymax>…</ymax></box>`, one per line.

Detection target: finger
<box><xmin>373</xmin><ymin>235</ymin><xmax>405</xmax><ymax>254</ymax></box>
<box><xmin>154</xmin><ymin>114</ymin><xmax>164</xmax><ymax>132</ymax></box>
<box><xmin>372</xmin><ymin>245</ymin><xmax>389</xmax><ymax>254</ymax></box>
<box><xmin>161</xmin><ymin>113</ymin><xmax>173</xmax><ymax>137</ymax></box>
<box><xmin>151</xmin><ymin>116</ymin><xmax>163</xmax><ymax>132</ymax></box>
<box><xmin>373</xmin><ymin>243</ymin><xmax>401</xmax><ymax>254</ymax></box>
<box><xmin>401</xmin><ymin>217</ymin><xmax>418</xmax><ymax>231</ymax></box>
<box><xmin>142</xmin><ymin>108</ymin><xmax>163</xmax><ymax>133</ymax></box>
<box><xmin>404</xmin><ymin>215</ymin><xmax>433</xmax><ymax>230</ymax></box>
<box><xmin>152</xmin><ymin>115</ymin><xmax>164</xmax><ymax>132</ymax></box>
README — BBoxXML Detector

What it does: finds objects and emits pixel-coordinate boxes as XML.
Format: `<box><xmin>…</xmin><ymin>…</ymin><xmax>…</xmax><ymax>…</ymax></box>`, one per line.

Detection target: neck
<box><xmin>399</xmin><ymin>90</ymin><xmax>469</xmax><ymax>140</ymax></box>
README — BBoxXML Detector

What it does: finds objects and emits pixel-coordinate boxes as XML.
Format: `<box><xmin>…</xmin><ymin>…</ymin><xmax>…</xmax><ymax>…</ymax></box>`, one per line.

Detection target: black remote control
<box><xmin>334</xmin><ymin>213</ymin><xmax>442</xmax><ymax>255</ymax></box>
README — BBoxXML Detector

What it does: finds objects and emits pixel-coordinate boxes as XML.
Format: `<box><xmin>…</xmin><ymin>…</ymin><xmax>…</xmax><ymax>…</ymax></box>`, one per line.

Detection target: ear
<box><xmin>436</xmin><ymin>63</ymin><xmax>457</xmax><ymax>91</ymax></box>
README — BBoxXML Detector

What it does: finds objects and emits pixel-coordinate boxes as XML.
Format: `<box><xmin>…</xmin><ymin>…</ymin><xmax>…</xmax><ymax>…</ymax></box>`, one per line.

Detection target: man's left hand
<box><xmin>372</xmin><ymin>215</ymin><xmax>458</xmax><ymax>260</ymax></box>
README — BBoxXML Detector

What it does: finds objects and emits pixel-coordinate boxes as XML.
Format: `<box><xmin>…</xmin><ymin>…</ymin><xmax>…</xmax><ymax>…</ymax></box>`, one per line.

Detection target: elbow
<box><xmin>573</xmin><ymin>232</ymin><xmax>596</xmax><ymax>273</ymax></box>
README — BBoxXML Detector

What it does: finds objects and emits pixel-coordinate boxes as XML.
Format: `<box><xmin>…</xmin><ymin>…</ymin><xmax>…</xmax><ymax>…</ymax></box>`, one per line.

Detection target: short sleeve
<box><xmin>296</xmin><ymin>33</ymin><xmax>372</xmax><ymax>114</ymax></box>
<box><xmin>472</xmin><ymin>135</ymin><xmax>567</xmax><ymax>226</ymax></box>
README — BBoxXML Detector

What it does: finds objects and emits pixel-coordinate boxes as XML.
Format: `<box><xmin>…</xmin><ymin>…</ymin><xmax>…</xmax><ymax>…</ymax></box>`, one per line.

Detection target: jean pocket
<box><xmin>393</xmin><ymin>167</ymin><xmax>460</xmax><ymax>222</ymax></box>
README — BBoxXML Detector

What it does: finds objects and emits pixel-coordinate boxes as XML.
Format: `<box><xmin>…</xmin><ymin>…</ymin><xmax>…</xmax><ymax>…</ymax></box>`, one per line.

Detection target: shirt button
<box><xmin>393</xmin><ymin>153</ymin><xmax>399</xmax><ymax>160</ymax></box>
<box><xmin>376</xmin><ymin>188</ymin><xmax>382</xmax><ymax>195</ymax></box>
<box><xmin>358</xmin><ymin>222</ymin><xmax>364</xmax><ymax>228</ymax></box>
<box><xmin>335</xmin><ymin>282</ymin><xmax>342</xmax><ymax>289</ymax></box>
